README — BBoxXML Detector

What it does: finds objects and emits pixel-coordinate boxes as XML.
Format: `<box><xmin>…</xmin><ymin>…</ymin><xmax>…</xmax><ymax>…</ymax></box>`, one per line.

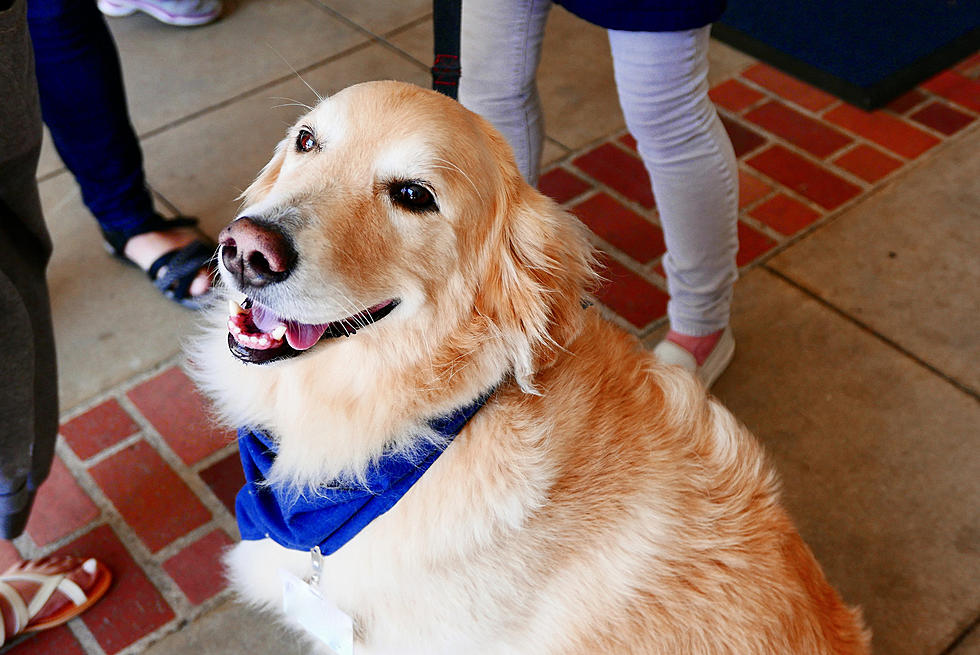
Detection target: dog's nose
<box><xmin>219</xmin><ymin>217</ymin><xmax>297</xmax><ymax>288</ymax></box>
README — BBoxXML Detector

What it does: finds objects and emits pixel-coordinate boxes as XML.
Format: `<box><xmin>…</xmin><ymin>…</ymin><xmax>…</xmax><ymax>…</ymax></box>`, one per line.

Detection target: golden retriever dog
<box><xmin>191</xmin><ymin>80</ymin><xmax>870</xmax><ymax>654</ymax></box>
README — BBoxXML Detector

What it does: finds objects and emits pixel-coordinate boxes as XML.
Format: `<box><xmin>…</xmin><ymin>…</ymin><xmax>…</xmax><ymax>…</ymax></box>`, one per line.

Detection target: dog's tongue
<box><xmin>252</xmin><ymin>303</ymin><xmax>330</xmax><ymax>351</ymax></box>
<box><xmin>284</xmin><ymin>322</ymin><xmax>331</xmax><ymax>350</ymax></box>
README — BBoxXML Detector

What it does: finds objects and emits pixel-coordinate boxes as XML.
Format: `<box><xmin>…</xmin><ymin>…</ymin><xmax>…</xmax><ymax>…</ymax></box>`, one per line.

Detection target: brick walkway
<box><xmin>3</xmin><ymin>56</ymin><xmax>979</xmax><ymax>655</ymax></box>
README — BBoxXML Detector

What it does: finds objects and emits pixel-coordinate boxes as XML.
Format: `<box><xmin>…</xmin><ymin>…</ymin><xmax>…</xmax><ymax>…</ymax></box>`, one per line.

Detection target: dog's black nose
<box><xmin>219</xmin><ymin>217</ymin><xmax>297</xmax><ymax>288</ymax></box>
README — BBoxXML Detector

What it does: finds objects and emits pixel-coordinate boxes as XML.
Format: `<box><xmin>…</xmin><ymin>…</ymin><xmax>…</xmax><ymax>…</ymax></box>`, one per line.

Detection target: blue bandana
<box><xmin>235</xmin><ymin>389</ymin><xmax>494</xmax><ymax>555</ymax></box>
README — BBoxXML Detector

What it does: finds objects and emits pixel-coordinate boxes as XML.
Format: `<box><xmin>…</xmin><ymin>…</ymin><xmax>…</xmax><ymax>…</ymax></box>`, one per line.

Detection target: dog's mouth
<box><xmin>226</xmin><ymin>296</ymin><xmax>399</xmax><ymax>365</ymax></box>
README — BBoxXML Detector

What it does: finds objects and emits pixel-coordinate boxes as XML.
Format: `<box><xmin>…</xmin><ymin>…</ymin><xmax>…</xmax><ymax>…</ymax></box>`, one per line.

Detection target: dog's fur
<box><xmin>192</xmin><ymin>80</ymin><xmax>870</xmax><ymax>654</ymax></box>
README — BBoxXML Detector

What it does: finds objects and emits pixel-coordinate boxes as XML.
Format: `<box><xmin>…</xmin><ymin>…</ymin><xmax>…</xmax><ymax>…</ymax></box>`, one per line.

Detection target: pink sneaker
<box><xmin>97</xmin><ymin>0</ymin><xmax>222</xmax><ymax>26</ymax></box>
<box><xmin>653</xmin><ymin>326</ymin><xmax>735</xmax><ymax>388</ymax></box>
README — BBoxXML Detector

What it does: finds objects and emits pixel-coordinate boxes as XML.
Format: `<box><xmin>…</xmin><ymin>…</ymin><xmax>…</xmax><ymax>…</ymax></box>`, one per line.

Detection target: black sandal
<box><xmin>101</xmin><ymin>215</ymin><xmax>217</xmax><ymax>310</ymax></box>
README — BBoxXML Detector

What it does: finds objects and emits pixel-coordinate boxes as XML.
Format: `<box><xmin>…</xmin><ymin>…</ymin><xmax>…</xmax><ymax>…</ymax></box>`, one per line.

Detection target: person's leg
<box><xmin>0</xmin><ymin>167</ymin><xmax>57</xmax><ymax>540</ymax></box>
<box><xmin>0</xmin><ymin>0</ymin><xmax>57</xmax><ymax>540</ymax></box>
<box><xmin>27</xmin><ymin>0</ymin><xmax>153</xmax><ymax>237</ymax></box>
<box><xmin>608</xmin><ymin>26</ymin><xmax>738</xmax><ymax>367</ymax></box>
<box><xmin>0</xmin><ymin>10</ymin><xmax>112</xmax><ymax>642</ymax></box>
<box><xmin>27</xmin><ymin>0</ymin><xmax>210</xmax><ymax>299</ymax></box>
<box><xmin>458</xmin><ymin>0</ymin><xmax>552</xmax><ymax>185</ymax></box>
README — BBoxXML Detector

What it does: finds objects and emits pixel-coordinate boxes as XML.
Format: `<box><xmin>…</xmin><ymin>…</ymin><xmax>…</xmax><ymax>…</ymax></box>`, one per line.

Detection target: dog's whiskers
<box><xmin>331</xmin><ymin>289</ymin><xmax>378</xmax><ymax>336</ymax></box>
<box><xmin>272</xmin><ymin>101</ymin><xmax>314</xmax><ymax>111</ymax></box>
<box><xmin>270</xmin><ymin>96</ymin><xmax>313</xmax><ymax>112</ymax></box>
<box><xmin>267</xmin><ymin>44</ymin><xmax>323</xmax><ymax>104</ymax></box>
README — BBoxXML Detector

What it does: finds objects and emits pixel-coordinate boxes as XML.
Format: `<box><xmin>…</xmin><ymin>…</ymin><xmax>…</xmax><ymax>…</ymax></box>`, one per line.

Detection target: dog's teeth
<box><xmin>229</xmin><ymin>299</ymin><xmax>245</xmax><ymax>316</ymax></box>
<box><xmin>270</xmin><ymin>325</ymin><xmax>287</xmax><ymax>340</ymax></box>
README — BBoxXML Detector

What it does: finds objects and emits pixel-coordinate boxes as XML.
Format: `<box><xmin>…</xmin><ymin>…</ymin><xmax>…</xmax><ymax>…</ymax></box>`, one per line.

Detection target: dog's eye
<box><xmin>390</xmin><ymin>182</ymin><xmax>437</xmax><ymax>213</ymax></box>
<box><xmin>296</xmin><ymin>129</ymin><xmax>317</xmax><ymax>153</ymax></box>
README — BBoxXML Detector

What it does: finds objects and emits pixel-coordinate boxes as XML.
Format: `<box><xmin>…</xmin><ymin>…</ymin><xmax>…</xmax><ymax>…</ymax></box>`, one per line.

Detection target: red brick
<box><xmin>720</xmin><ymin>115</ymin><xmax>767</xmax><ymax>159</ymax></box>
<box><xmin>163</xmin><ymin>529</ymin><xmax>234</xmax><ymax>605</ymax></box>
<box><xmin>89</xmin><ymin>440</ymin><xmax>211</xmax><ymax>552</ymax></box>
<box><xmin>0</xmin><ymin>539</ymin><xmax>20</xmax><ymax>570</ymax></box>
<box><xmin>199</xmin><ymin>451</ymin><xmax>245</xmax><ymax>516</ymax></box>
<box><xmin>741</xmin><ymin>64</ymin><xmax>837</xmax><ymax>112</ymax></box>
<box><xmin>747</xmin><ymin>145</ymin><xmax>862</xmax><ymax>210</ymax></box>
<box><xmin>833</xmin><ymin>145</ymin><xmax>904</xmax><ymax>183</ymax></box>
<box><xmin>922</xmin><ymin>71</ymin><xmax>980</xmax><ymax>112</ymax></box>
<box><xmin>54</xmin><ymin>524</ymin><xmax>174</xmax><ymax>654</ymax></box>
<box><xmin>824</xmin><ymin>104</ymin><xmax>940</xmax><ymax>159</ymax></box>
<box><xmin>60</xmin><ymin>399</ymin><xmax>139</xmax><ymax>460</ymax></box>
<box><xmin>537</xmin><ymin>167</ymin><xmax>591</xmax><ymax>204</ymax></box>
<box><xmin>909</xmin><ymin>101</ymin><xmax>975</xmax><ymax>136</ymax></box>
<box><xmin>571</xmin><ymin>193</ymin><xmax>666</xmax><ymax>264</ymax></box>
<box><xmin>4</xmin><ymin>625</ymin><xmax>85</xmax><ymax>655</ymax></box>
<box><xmin>710</xmin><ymin>78</ymin><xmax>765</xmax><ymax>113</ymax></box>
<box><xmin>749</xmin><ymin>194</ymin><xmax>822</xmax><ymax>236</ymax></box>
<box><xmin>738</xmin><ymin>170</ymin><xmax>772</xmax><ymax>208</ymax></box>
<box><xmin>25</xmin><ymin>456</ymin><xmax>99</xmax><ymax>547</ymax></box>
<box><xmin>594</xmin><ymin>253</ymin><xmax>668</xmax><ymax>329</ymax></box>
<box><xmin>736</xmin><ymin>221</ymin><xmax>779</xmax><ymax>267</ymax></box>
<box><xmin>572</xmin><ymin>143</ymin><xmax>655</xmax><ymax>209</ymax></box>
<box><xmin>127</xmin><ymin>367</ymin><xmax>234</xmax><ymax>465</ymax></box>
<box><xmin>886</xmin><ymin>89</ymin><xmax>928</xmax><ymax>114</ymax></box>
<box><xmin>745</xmin><ymin>101</ymin><xmax>852</xmax><ymax>158</ymax></box>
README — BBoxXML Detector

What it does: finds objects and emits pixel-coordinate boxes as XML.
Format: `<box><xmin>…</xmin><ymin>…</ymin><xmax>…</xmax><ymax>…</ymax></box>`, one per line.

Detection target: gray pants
<box><xmin>0</xmin><ymin>0</ymin><xmax>57</xmax><ymax>539</ymax></box>
<box><xmin>459</xmin><ymin>1</ymin><xmax>739</xmax><ymax>336</ymax></box>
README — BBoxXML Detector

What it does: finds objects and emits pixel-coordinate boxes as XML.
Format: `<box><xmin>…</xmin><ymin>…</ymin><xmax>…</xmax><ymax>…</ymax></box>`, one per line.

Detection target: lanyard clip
<box><xmin>306</xmin><ymin>545</ymin><xmax>324</xmax><ymax>589</ymax></box>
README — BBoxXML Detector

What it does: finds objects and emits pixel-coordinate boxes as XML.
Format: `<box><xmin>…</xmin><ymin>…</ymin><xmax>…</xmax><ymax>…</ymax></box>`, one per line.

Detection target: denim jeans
<box><xmin>27</xmin><ymin>0</ymin><xmax>156</xmax><ymax>237</ymax></box>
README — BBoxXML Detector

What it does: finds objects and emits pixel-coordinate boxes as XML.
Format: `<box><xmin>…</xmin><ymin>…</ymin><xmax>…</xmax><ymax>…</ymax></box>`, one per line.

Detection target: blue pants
<box><xmin>27</xmin><ymin>0</ymin><xmax>156</xmax><ymax>237</ymax></box>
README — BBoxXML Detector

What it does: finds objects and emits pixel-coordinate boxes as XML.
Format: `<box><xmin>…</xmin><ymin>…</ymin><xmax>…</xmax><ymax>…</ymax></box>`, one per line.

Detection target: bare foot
<box><xmin>664</xmin><ymin>328</ymin><xmax>725</xmax><ymax>367</ymax></box>
<box><xmin>123</xmin><ymin>229</ymin><xmax>211</xmax><ymax>297</ymax></box>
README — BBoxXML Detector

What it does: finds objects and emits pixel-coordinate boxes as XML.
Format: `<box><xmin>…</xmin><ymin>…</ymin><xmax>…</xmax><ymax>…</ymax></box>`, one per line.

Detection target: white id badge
<box><xmin>280</xmin><ymin>568</ymin><xmax>354</xmax><ymax>655</ymax></box>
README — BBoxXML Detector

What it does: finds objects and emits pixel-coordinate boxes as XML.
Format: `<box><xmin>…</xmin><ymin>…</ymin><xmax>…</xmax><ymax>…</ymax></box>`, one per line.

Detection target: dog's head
<box><xmin>218</xmin><ymin>80</ymin><xmax>597</xmax><ymax>393</ymax></box>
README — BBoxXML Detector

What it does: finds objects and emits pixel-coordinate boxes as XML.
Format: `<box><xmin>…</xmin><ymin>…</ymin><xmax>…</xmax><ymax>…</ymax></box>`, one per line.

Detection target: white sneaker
<box><xmin>653</xmin><ymin>326</ymin><xmax>735</xmax><ymax>388</ymax></box>
<box><xmin>97</xmin><ymin>0</ymin><xmax>222</xmax><ymax>26</ymax></box>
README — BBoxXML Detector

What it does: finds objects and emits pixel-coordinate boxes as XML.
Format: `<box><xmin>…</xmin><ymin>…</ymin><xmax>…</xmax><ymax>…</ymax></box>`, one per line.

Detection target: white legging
<box><xmin>459</xmin><ymin>1</ymin><xmax>739</xmax><ymax>336</ymax></box>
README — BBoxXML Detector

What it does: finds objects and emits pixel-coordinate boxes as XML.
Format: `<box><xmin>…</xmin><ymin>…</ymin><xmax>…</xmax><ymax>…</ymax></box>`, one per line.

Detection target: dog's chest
<box><xmin>290</xmin><ymin>535</ymin><xmax>526</xmax><ymax>655</ymax></box>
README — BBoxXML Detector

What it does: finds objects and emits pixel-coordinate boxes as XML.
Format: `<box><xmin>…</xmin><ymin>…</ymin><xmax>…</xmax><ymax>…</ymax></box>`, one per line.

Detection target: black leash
<box><xmin>432</xmin><ymin>0</ymin><xmax>462</xmax><ymax>99</ymax></box>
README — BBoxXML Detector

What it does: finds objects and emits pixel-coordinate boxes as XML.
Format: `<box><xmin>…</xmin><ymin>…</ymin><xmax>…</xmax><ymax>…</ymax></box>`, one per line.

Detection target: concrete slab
<box><xmin>40</xmin><ymin>172</ymin><xmax>198</xmax><ymax>411</ymax></box>
<box><xmin>38</xmin><ymin>127</ymin><xmax>63</xmax><ymax>180</ymax></box>
<box><xmin>104</xmin><ymin>0</ymin><xmax>369</xmax><ymax>134</ymax></box>
<box><xmin>379</xmin><ymin>14</ymin><xmax>429</xmax><ymax>65</ymax></box>
<box><xmin>318</xmin><ymin>0</ymin><xmax>430</xmax><ymax>36</ymax></box>
<box><xmin>768</xmin><ymin>126</ymin><xmax>980</xmax><ymax>395</ymax></box>
<box><xmin>537</xmin><ymin>7</ymin><xmax>623</xmax><ymax>151</ymax></box>
<box><xmin>713</xmin><ymin>268</ymin><xmax>980</xmax><ymax>655</ymax></box>
<box><xmin>707</xmin><ymin>36</ymin><xmax>756</xmax><ymax>84</ymax></box>
<box><xmin>140</xmin><ymin>600</ymin><xmax>306</xmax><ymax>655</ymax></box>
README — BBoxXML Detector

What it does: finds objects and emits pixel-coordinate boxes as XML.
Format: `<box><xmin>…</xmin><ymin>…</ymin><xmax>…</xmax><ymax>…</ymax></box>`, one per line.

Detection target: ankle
<box><xmin>665</xmin><ymin>328</ymin><xmax>725</xmax><ymax>367</ymax></box>
<box><xmin>122</xmin><ymin>229</ymin><xmax>212</xmax><ymax>298</ymax></box>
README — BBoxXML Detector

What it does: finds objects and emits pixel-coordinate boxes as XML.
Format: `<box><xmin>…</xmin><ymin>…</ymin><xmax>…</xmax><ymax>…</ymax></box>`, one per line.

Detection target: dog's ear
<box><xmin>476</xmin><ymin>182</ymin><xmax>599</xmax><ymax>392</ymax></box>
<box><xmin>239</xmin><ymin>137</ymin><xmax>288</xmax><ymax>205</ymax></box>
